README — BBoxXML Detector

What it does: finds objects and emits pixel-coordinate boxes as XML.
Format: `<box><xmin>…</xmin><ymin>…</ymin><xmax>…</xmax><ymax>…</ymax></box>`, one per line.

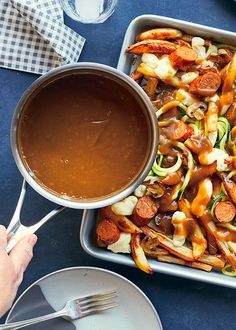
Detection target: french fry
<box><xmin>136</xmin><ymin>28</ymin><xmax>183</xmax><ymax>41</ymax></box>
<box><xmin>126</xmin><ymin>39</ymin><xmax>176</xmax><ymax>55</ymax></box>
<box><xmin>137</xmin><ymin>63</ymin><xmax>157</xmax><ymax>78</ymax></box>
<box><xmin>191</xmin><ymin>239</ymin><xmax>207</xmax><ymax>260</ymax></box>
<box><xmin>200</xmin><ymin>211</ymin><xmax>236</xmax><ymax>269</ymax></box>
<box><xmin>141</xmin><ymin>225</ymin><xmax>159</xmax><ymax>238</ymax></box>
<box><xmin>198</xmin><ymin>254</ymin><xmax>225</xmax><ymax>268</ymax></box>
<box><xmin>101</xmin><ymin>207</ymin><xmax>142</xmax><ymax>234</ymax></box>
<box><xmin>205</xmin><ymin>101</ymin><xmax>219</xmax><ymax>146</ymax></box>
<box><xmin>190</xmin><ymin>262</ymin><xmax>212</xmax><ymax>272</ymax></box>
<box><xmin>157</xmin><ymin>254</ymin><xmax>186</xmax><ymax>266</ymax></box>
<box><xmin>206</xmin><ymin>230</ymin><xmax>218</xmax><ymax>255</ymax></box>
<box><xmin>190</xmin><ymin>178</ymin><xmax>213</xmax><ymax>217</ymax></box>
<box><xmin>155</xmin><ymin>232</ymin><xmax>195</xmax><ymax>261</ymax></box>
<box><xmin>205</xmin><ymin>101</ymin><xmax>219</xmax><ymax>133</ymax></box>
<box><xmin>219</xmin><ymin>52</ymin><xmax>236</xmax><ymax>114</ymax></box>
<box><xmin>131</xmin><ymin>234</ymin><xmax>153</xmax><ymax>274</ymax></box>
<box><xmin>129</xmin><ymin>69</ymin><xmax>143</xmax><ymax>82</ymax></box>
<box><xmin>143</xmin><ymin>77</ymin><xmax>159</xmax><ymax>98</ymax></box>
<box><xmin>178</xmin><ymin>198</ymin><xmax>192</xmax><ymax>217</ymax></box>
<box><xmin>157</xmin><ymin>255</ymin><xmax>212</xmax><ymax>272</ymax></box>
<box><xmin>178</xmin><ymin>199</ymin><xmax>207</xmax><ymax>258</ymax></box>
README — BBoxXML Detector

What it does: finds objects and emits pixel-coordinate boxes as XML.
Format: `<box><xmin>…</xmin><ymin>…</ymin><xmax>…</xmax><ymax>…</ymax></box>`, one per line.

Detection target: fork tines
<box><xmin>78</xmin><ymin>290</ymin><xmax>119</xmax><ymax>316</ymax></box>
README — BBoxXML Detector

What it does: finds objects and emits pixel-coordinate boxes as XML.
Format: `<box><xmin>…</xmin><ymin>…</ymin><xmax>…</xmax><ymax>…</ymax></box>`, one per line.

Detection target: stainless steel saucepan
<box><xmin>11</xmin><ymin>62</ymin><xmax>159</xmax><ymax>209</ymax></box>
<box><xmin>7</xmin><ymin>62</ymin><xmax>159</xmax><ymax>251</ymax></box>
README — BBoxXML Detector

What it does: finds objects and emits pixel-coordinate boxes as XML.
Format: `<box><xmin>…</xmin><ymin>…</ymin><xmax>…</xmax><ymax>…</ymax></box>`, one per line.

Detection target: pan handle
<box><xmin>6</xmin><ymin>180</ymin><xmax>27</xmax><ymax>236</ymax></box>
<box><xmin>6</xmin><ymin>180</ymin><xmax>65</xmax><ymax>253</ymax></box>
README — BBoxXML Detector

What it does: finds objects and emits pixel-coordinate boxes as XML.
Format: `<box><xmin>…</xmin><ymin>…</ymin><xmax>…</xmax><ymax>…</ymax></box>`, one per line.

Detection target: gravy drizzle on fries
<box><xmin>97</xmin><ymin>27</ymin><xmax>236</xmax><ymax>276</ymax></box>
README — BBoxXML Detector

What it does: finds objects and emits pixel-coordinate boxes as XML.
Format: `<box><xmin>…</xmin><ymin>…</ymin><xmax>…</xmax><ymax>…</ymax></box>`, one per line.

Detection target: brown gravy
<box><xmin>18</xmin><ymin>74</ymin><xmax>149</xmax><ymax>199</ymax></box>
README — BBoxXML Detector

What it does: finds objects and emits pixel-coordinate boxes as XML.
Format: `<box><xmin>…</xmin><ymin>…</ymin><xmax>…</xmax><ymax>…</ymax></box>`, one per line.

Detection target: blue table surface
<box><xmin>1</xmin><ymin>0</ymin><xmax>236</xmax><ymax>328</ymax></box>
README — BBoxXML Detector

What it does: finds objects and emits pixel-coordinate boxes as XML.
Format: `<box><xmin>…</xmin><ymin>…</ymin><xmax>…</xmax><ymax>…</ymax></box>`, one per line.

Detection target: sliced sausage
<box><xmin>214</xmin><ymin>201</ymin><xmax>236</xmax><ymax>223</ymax></box>
<box><xmin>169</xmin><ymin>46</ymin><xmax>198</xmax><ymax>70</ymax></box>
<box><xmin>189</xmin><ymin>72</ymin><xmax>221</xmax><ymax>97</ymax></box>
<box><xmin>132</xmin><ymin>196</ymin><xmax>158</xmax><ymax>227</ymax></box>
<box><xmin>96</xmin><ymin>218</ymin><xmax>120</xmax><ymax>245</ymax></box>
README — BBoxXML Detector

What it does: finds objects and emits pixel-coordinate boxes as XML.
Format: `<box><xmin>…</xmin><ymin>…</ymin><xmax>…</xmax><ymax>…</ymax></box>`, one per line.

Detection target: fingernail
<box><xmin>28</xmin><ymin>234</ymin><xmax>38</xmax><ymax>246</ymax></box>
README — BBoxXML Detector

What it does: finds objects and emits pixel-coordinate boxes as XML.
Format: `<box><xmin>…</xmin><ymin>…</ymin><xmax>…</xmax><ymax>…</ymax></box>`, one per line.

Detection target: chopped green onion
<box><xmin>152</xmin><ymin>154</ymin><xmax>182</xmax><ymax>177</ymax></box>
<box><xmin>158</xmin><ymin>154</ymin><xmax>164</xmax><ymax>166</ymax></box>
<box><xmin>222</xmin><ymin>264</ymin><xmax>236</xmax><ymax>277</ymax></box>
<box><xmin>209</xmin><ymin>192</ymin><xmax>226</xmax><ymax>217</ymax></box>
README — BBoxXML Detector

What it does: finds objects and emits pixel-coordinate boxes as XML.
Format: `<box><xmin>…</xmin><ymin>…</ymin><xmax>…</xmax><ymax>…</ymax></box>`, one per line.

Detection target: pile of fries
<box><xmin>97</xmin><ymin>27</ymin><xmax>236</xmax><ymax>276</ymax></box>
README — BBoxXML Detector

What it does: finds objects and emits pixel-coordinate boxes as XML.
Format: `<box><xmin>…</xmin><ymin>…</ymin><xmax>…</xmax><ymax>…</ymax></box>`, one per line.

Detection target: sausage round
<box><xmin>169</xmin><ymin>46</ymin><xmax>197</xmax><ymax>70</ymax></box>
<box><xmin>190</xmin><ymin>72</ymin><xmax>221</xmax><ymax>96</ymax></box>
<box><xmin>96</xmin><ymin>218</ymin><xmax>120</xmax><ymax>245</ymax></box>
<box><xmin>214</xmin><ymin>201</ymin><xmax>236</xmax><ymax>223</ymax></box>
<box><xmin>132</xmin><ymin>196</ymin><xmax>158</xmax><ymax>227</ymax></box>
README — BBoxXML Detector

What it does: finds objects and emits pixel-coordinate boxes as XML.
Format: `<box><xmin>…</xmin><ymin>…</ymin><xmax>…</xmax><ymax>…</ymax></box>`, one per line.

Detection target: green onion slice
<box><xmin>158</xmin><ymin>154</ymin><xmax>164</xmax><ymax>166</ymax></box>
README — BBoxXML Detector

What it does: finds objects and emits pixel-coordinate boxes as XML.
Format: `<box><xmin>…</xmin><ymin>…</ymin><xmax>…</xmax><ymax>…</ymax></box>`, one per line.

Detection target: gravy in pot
<box><xmin>18</xmin><ymin>74</ymin><xmax>149</xmax><ymax>200</ymax></box>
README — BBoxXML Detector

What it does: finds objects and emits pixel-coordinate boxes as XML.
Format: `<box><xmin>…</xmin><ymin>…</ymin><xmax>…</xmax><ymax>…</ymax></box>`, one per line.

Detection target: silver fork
<box><xmin>0</xmin><ymin>290</ymin><xmax>118</xmax><ymax>329</ymax></box>
<box><xmin>6</xmin><ymin>180</ymin><xmax>65</xmax><ymax>253</ymax></box>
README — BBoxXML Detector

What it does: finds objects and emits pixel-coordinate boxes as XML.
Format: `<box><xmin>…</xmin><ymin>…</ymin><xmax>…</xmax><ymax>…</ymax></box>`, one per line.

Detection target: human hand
<box><xmin>0</xmin><ymin>225</ymin><xmax>37</xmax><ymax>317</ymax></box>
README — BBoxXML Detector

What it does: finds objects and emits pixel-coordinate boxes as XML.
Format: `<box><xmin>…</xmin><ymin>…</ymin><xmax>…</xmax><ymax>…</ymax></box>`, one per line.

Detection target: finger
<box><xmin>10</xmin><ymin>234</ymin><xmax>37</xmax><ymax>276</ymax></box>
<box><xmin>0</xmin><ymin>225</ymin><xmax>7</xmax><ymax>249</ymax></box>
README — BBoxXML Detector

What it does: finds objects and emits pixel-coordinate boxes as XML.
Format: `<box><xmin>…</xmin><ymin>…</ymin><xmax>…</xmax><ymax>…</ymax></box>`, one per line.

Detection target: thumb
<box><xmin>10</xmin><ymin>234</ymin><xmax>37</xmax><ymax>279</ymax></box>
<box><xmin>0</xmin><ymin>225</ymin><xmax>7</xmax><ymax>249</ymax></box>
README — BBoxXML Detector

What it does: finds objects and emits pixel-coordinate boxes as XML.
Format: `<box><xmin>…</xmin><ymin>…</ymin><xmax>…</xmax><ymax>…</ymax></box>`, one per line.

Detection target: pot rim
<box><xmin>11</xmin><ymin>62</ymin><xmax>159</xmax><ymax>209</ymax></box>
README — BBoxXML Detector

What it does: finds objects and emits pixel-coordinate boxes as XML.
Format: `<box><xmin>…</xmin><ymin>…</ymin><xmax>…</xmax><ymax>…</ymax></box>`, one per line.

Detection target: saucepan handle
<box><xmin>5</xmin><ymin>180</ymin><xmax>65</xmax><ymax>253</ymax></box>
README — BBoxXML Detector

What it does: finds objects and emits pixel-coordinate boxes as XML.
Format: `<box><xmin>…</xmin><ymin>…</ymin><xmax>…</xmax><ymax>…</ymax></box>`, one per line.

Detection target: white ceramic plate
<box><xmin>6</xmin><ymin>267</ymin><xmax>162</xmax><ymax>330</ymax></box>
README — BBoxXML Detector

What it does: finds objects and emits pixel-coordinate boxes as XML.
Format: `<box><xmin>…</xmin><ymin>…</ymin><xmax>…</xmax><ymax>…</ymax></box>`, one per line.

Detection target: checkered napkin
<box><xmin>0</xmin><ymin>0</ymin><xmax>86</xmax><ymax>74</ymax></box>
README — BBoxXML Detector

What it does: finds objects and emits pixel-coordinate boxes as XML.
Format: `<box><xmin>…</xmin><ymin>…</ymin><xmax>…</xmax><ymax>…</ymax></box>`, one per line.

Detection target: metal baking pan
<box><xmin>80</xmin><ymin>15</ymin><xmax>236</xmax><ymax>288</ymax></box>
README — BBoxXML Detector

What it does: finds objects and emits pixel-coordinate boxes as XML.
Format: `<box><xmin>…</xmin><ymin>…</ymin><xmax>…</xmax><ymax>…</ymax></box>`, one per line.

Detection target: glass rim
<box><xmin>59</xmin><ymin>0</ymin><xmax>117</xmax><ymax>24</ymax></box>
